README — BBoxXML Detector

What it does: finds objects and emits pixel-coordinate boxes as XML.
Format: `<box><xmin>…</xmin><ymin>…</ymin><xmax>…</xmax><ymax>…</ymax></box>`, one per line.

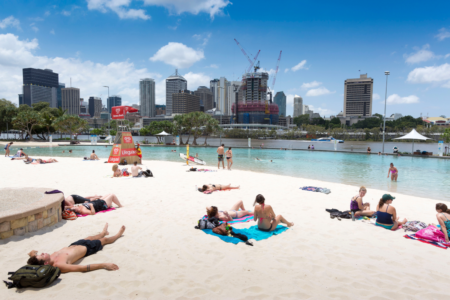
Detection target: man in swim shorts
<box><xmin>27</xmin><ymin>223</ymin><xmax>125</xmax><ymax>273</ymax></box>
<box><xmin>217</xmin><ymin>144</ymin><xmax>225</xmax><ymax>169</ymax></box>
<box><xmin>90</xmin><ymin>150</ymin><xmax>99</xmax><ymax>160</ymax></box>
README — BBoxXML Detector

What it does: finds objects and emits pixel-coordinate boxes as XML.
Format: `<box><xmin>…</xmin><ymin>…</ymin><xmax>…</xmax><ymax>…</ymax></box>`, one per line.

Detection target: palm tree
<box><xmin>203</xmin><ymin>117</ymin><xmax>220</xmax><ymax>145</ymax></box>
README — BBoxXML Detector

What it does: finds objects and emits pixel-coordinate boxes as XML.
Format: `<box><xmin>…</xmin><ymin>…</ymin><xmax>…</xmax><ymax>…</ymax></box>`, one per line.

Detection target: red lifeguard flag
<box><xmin>111</xmin><ymin>106</ymin><xmax>139</xmax><ymax>120</ymax></box>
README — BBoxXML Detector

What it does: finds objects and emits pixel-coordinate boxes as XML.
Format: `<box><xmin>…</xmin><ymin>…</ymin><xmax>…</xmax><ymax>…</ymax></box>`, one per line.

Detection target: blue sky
<box><xmin>1</xmin><ymin>0</ymin><xmax>450</xmax><ymax>117</ymax></box>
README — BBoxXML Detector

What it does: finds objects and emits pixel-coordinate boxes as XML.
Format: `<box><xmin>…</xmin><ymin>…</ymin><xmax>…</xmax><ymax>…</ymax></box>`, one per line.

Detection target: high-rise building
<box><xmin>195</xmin><ymin>86</ymin><xmax>214</xmax><ymax>112</ymax></box>
<box><xmin>18</xmin><ymin>94</ymin><xmax>23</xmax><ymax>105</ymax></box>
<box><xmin>62</xmin><ymin>87</ymin><xmax>80</xmax><ymax>115</ymax></box>
<box><xmin>293</xmin><ymin>95</ymin><xmax>303</xmax><ymax>117</ymax></box>
<box><xmin>343</xmin><ymin>74</ymin><xmax>373</xmax><ymax>117</ymax></box>
<box><xmin>155</xmin><ymin>104</ymin><xmax>166</xmax><ymax>115</ymax></box>
<box><xmin>210</xmin><ymin>79</ymin><xmax>219</xmax><ymax>108</ymax></box>
<box><xmin>226</xmin><ymin>81</ymin><xmax>240</xmax><ymax>116</ymax></box>
<box><xmin>88</xmin><ymin>97</ymin><xmax>102</xmax><ymax>118</ymax></box>
<box><xmin>57</xmin><ymin>83</ymin><xmax>65</xmax><ymax>108</ymax></box>
<box><xmin>172</xmin><ymin>90</ymin><xmax>200</xmax><ymax>114</ymax></box>
<box><xmin>241</xmin><ymin>72</ymin><xmax>269</xmax><ymax>103</ymax></box>
<box><xmin>107</xmin><ymin>96</ymin><xmax>122</xmax><ymax>113</ymax></box>
<box><xmin>166</xmin><ymin>70</ymin><xmax>187</xmax><ymax>116</ymax></box>
<box><xmin>274</xmin><ymin>92</ymin><xmax>286</xmax><ymax>116</ymax></box>
<box><xmin>22</xmin><ymin>68</ymin><xmax>59</xmax><ymax>107</ymax></box>
<box><xmin>140</xmin><ymin>78</ymin><xmax>155</xmax><ymax>117</ymax></box>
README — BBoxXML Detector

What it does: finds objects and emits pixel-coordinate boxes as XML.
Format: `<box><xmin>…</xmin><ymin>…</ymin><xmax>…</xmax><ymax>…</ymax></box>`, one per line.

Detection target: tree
<box><xmin>12</xmin><ymin>110</ymin><xmax>43</xmax><ymax>141</ymax></box>
<box><xmin>443</xmin><ymin>128</ymin><xmax>450</xmax><ymax>154</ymax></box>
<box><xmin>90</xmin><ymin>128</ymin><xmax>105</xmax><ymax>135</ymax></box>
<box><xmin>145</xmin><ymin>120</ymin><xmax>173</xmax><ymax>143</ymax></box>
<box><xmin>0</xmin><ymin>99</ymin><xmax>18</xmax><ymax>132</ymax></box>
<box><xmin>53</xmin><ymin>115</ymin><xmax>89</xmax><ymax>141</ymax></box>
<box><xmin>293</xmin><ymin>114</ymin><xmax>310</xmax><ymax>127</ymax></box>
<box><xmin>185</xmin><ymin>112</ymin><xmax>209</xmax><ymax>145</ymax></box>
<box><xmin>172</xmin><ymin>115</ymin><xmax>185</xmax><ymax>144</ymax></box>
<box><xmin>203</xmin><ymin>117</ymin><xmax>220</xmax><ymax>145</ymax></box>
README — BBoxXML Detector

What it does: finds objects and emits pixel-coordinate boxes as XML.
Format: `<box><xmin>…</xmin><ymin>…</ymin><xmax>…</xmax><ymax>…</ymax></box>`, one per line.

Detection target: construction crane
<box><xmin>266</xmin><ymin>51</ymin><xmax>282</xmax><ymax>114</ymax></box>
<box><xmin>234</xmin><ymin>38</ymin><xmax>260</xmax><ymax>73</ymax></box>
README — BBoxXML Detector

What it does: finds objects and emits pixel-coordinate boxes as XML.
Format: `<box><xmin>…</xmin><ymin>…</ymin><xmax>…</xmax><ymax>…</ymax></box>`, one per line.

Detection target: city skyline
<box><xmin>1</xmin><ymin>1</ymin><xmax>450</xmax><ymax>118</ymax></box>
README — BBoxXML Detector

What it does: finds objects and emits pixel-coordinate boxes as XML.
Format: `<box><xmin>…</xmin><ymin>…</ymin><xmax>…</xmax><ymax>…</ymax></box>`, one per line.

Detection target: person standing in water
<box><xmin>387</xmin><ymin>163</ymin><xmax>398</xmax><ymax>181</ymax></box>
<box><xmin>4</xmin><ymin>142</ymin><xmax>13</xmax><ymax>157</ymax></box>
<box><xmin>226</xmin><ymin>147</ymin><xmax>233</xmax><ymax>170</ymax></box>
<box><xmin>217</xmin><ymin>144</ymin><xmax>225</xmax><ymax>169</ymax></box>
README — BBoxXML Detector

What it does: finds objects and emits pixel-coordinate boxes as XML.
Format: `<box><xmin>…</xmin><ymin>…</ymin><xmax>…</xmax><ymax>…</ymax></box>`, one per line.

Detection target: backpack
<box><xmin>195</xmin><ymin>217</ymin><xmax>220</xmax><ymax>229</ymax></box>
<box><xmin>62</xmin><ymin>209</ymin><xmax>77</xmax><ymax>220</ymax></box>
<box><xmin>4</xmin><ymin>265</ymin><xmax>61</xmax><ymax>289</ymax></box>
<box><xmin>143</xmin><ymin>169</ymin><xmax>153</xmax><ymax>177</ymax></box>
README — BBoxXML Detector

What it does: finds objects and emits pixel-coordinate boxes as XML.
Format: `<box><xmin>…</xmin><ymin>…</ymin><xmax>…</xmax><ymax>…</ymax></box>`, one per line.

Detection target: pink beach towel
<box><xmin>76</xmin><ymin>207</ymin><xmax>116</xmax><ymax>217</ymax></box>
<box><xmin>415</xmin><ymin>225</ymin><xmax>445</xmax><ymax>242</ymax></box>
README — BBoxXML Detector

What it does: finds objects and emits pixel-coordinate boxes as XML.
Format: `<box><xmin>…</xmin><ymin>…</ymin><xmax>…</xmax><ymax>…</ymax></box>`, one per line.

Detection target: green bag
<box><xmin>4</xmin><ymin>265</ymin><xmax>61</xmax><ymax>289</ymax></box>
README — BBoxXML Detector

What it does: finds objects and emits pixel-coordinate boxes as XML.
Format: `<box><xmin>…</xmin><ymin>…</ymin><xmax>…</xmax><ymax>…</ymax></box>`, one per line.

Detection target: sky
<box><xmin>1</xmin><ymin>0</ymin><xmax>450</xmax><ymax>118</ymax></box>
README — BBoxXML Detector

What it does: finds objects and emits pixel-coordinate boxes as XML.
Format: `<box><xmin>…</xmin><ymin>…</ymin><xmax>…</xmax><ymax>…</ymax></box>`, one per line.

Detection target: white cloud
<box><xmin>301</xmin><ymin>81</ymin><xmax>321</xmax><ymax>89</ymax></box>
<box><xmin>44</xmin><ymin>11</ymin><xmax>51</xmax><ymax>17</ymax></box>
<box><xmin>62</xmin><ymin>10</ymin><xmax>71</xmax><ymax>16</ymax></box>
<box><xmin>50</xmin><ymin>29</ymin><xmax>55</xmax><ymax>35</ymax></box>
<box><xmin>284</xmin><ymin>68</ymin><xmax>289</xmax><ymax>73</ymax></box>
<box><xmin>168</xmin><ymin>18</ymin><xmax>181</xmax><ymax>30</ymax></box>
<box><xmin>435</xmin><ymin>27</ymin><xmax>450</xmax><ymax>41</ymax></box>
<box><xmin>407</xmin><ymin>63</ymin><xmax>450</xmax><ymax>88</ymax></box>
<box><xmin>0</xmin><ymin>33</ymin><xmax>161</xmax><ymax>107</ymax></box>
<box><xmin>386</xmin><ymin>94</ymin><xmax>419</xmax><ymax>105</ymax></box>
<box><xmin>183</xmin><ymin>72</ymin><xmax>211</xmax><ymax>91</ymax></box>
<box><xmin>87</xmin><ymin>0</ymin><xmax>150</xmax><ymax>20</ymax></box>
<box><xmin>0</xmin><ymin>16</ymin><xmax>21</xmax><ymax>30</ymax></box>
<box><xmin>30</xmin><ymin>23</ymin><xmax>39</xmax><ymax>32</ymax></box>
<box><xmin>291</xmin><ymin>60</ymin><xmax>307</xmax><ymax>71</ymax></box>
<box><xmin>305</xmin><ymin>87</ymin><xmax>334</xmax><ymax>97</ymax></box>
<box><xmin>150</xmin><ymin>42</ymin><xmax>204</xmax><ymax>68</ymax></box>
<box><xmin>404</xmin><ymin>44</ymin><xmax>437</xmax><ymax>64</ymax></box>
<box><xmin>208</xmin><ymin>64</ymin><xmax>218</xmax><ymax>68</ymax></box>
<box><xmin>142</xmin><ymin>0</ymin><xmax>231</xmax><ymax>19</ymax></box>
<box><xmin>445</xmin><ymin>54</ymin><xmax>450</xmax><ymax>59</ymax></box>
<box><xmin>193</xmin><ymin>33</ymin><xmax>211</xmax><ymax>46</ymax></box>
<box><xmin>373</xmin><ymin>93</ymin><xmax>380</xmax><ymax>100</ymax></box>
<box><xmin>308</xmin><ymin>105</ymin><xmax>335</xmax><ymax>117</ymax></box>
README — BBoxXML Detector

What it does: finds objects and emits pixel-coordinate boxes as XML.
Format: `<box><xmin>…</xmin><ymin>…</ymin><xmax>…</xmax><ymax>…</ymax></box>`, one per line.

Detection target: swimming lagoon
<box><xmin>11</xmin><ymin>145</ymin><xmax>450</xmax><ymax>201</ymax></box>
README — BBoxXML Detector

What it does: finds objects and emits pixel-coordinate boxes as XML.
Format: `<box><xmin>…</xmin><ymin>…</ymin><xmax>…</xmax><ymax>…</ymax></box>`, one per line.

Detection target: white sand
<box><xmin>0</xmin><ymin>156</ymin><xmax>449</xmax><ymax>299</ymax></box>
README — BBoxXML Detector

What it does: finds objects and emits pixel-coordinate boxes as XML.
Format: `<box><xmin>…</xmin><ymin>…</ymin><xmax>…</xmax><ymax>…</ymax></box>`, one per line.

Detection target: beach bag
<box><xmin>62</xmin><ymin>210</ymin><xmax>77</xmax><ymax>220</ymax></box>
<box><xmin>416</xmin><ymin>226</ymin><xmax>445</xmax><ymax>242</ymax></box>
<box><xmin>143</xmin><ymin>169</ymin><xmax>153</xmax><ymax>177</ymax></box>
<box><xmin>196</xmin><ymin>219</ymin><xmax>217</xmax><ymax>230</ymax></box>
<box><xmin>212</xmin><ymin>223</ymin><xmax>230</xmax><ymax>236</ymax></box>
<box><xmin>3</xmin><ymin>265</ymin><xmax>61</xmax><ymax>289</ymax></box>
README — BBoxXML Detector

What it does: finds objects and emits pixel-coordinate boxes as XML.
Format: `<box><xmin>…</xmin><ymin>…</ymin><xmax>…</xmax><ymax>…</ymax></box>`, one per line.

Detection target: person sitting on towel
<box><xmin>65</xmin><ymin>194</ymin><xmax>123</xmax><ymax>215</ymax></box>
<box><xmin>131</xmin><ymin>161</ymin><xmax>143</xmax><ymax>177</ymax></box>
<box><xmin>27</xmin><ymin>223</ymin><xmax>124</xmax><ymax>273</ymax></box>
<box><xmin>431</xmin><ymin>203</ymin><xmax>450</xmax><ymax>243</ymax></box>
<box><xmin>350</xmin><ymin>186</ymin><xmax>375</xmax><ymax>217</ymax></box>
<box><xmin>206</xmin><ymin>201</ymin><xmax>253</xmax><ymax>221</ymax></box>
<box><xmin>200</xmin><ymin>184</ymin><xmax>240</xmax><ymax>192</ymax></box>
<box><xmin>90</xmin><ymin>150</ymin><xmax>99</xmax><ymax>160</ymax></box>
<box><xmin>112</xmin><ymin>164</ymin><xmax>129</xmax><ymax>177</ymax></box>
<box><xmin>253</xmin><ymin>194</ymin><xmax>294</xmax><ymax>232</ymax></box>
<box><xmin>375</xmin><ymin>194</ymin><xmax>407</xmax><ymax>230</ymax></box>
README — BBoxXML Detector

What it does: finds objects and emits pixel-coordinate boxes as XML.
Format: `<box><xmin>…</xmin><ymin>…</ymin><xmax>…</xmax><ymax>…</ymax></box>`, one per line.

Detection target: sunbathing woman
<box><xmin>206</xmin><ymin>201</ymin><xmax>253</xmax><ymax>221</ymax></box>
<box><xmin>200</xmin><ymin>184</ymin><xmax>240</xmax><ymax>192</ymax></box>
<box><xmin>36</xmin><ymin>158</ymin><xmax>58</xmax><ymax>164</ymax></box>
<box><xmin>253</xmin><ymin>194</ymin><xmax>294</xmax><ymax>232</ymax></box>
<box><xmin>431</xmin><ymin>203</ymin><xmax>450</xmax><ymax>243</ymax></box>
<box><xmin>387</xmin><ymin>163</ymin><xmax>398</xmax><ymax>181</ymax></box>
<box><xmin>350</xmin><ymin>186</ymin><xmax>375</xmax><ymax>217</ymax></box>
<box><xmin>68</xmin><ymin>194</ymin><xmax>123</xmax><ymax>215</ymax></box>
<box><xmin>375</xmin><ymin>194</ymin><xmax>407</xmax><ymax>230</ymax></box>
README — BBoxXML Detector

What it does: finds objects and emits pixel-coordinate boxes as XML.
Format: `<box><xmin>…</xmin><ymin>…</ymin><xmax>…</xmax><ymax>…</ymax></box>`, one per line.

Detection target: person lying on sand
<box><xmin>350</xmin><ymin>186</ymin><xmax>375</xmax><ymax>217</ymax></box>
<box><xmin>431</xmin><ymin>203</ymin><xmax>450</xmax><ymax>243</ymax></box>
<box><xmin>14</xmin><ymin>155</ymin><xmax>34</xmax><ymax>162</ymax></box>
<box><xmin>90</xmin><ymin>150</ymin><xmax>100</xmax><ymax>160</ymax></box>
<box><xmin>375</xmin><ymin>194</ymin><xmax>407</xmax><ymax>230</ymax></box>
<box><xmin>65</xmin><ymin>194</ymin><xmax>123</xmax><ymax>214</ymax></box>
<box><xmin>27</xmin><ymin>223</ymin><xmax>124</xmax><ymax>273</ymax></box>
<box><xmin>253</xmin><ymin>194</ymin><xmax>294</xmax><ymax>232</ymax></box>
<box><xmin>199</xmin><ymin>184</ymin><xmax>240</xmax><ymax>192</ymax></box>
<box><xmin>206</xmin><ymin>201</ymin><xmax>253</xmax><ymax>221</ymax></box>
<box><xmin>36</xmin><ymin>158</ymin><xmax>58</xmax><ymax>164</ymax></box>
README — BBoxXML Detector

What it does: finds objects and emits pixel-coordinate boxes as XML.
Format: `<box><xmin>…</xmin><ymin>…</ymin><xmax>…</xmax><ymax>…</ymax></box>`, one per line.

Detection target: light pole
<box><xmin>382</xmin><ymin>71</ymin><xmax>390</xmax><ymax>153</ymax></box>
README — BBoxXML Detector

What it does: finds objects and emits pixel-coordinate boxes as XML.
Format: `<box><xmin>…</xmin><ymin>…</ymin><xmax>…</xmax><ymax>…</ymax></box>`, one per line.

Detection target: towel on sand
<box><xmin>203</xmin><ymin>225</ymin><xmax>289</xmax><ymax>244</ymax></box>
<box><xmin>300</xmin><ymin>186</ymin><xmax>331</xmax><ymax>194</ymax></box>
<box><xmin>201</xmin><ymin>213</ymin><xmax>253</xmax><ymax>225</ymax></box>
<box><xmin>76</xmin><ymin>207</ymin><xmax>116</xmax><ymax>217</ymax></box>
<box><xmin>404</xmin><ymin>234</ymin><xmax>450</xmax><ymax>250</ymax></box>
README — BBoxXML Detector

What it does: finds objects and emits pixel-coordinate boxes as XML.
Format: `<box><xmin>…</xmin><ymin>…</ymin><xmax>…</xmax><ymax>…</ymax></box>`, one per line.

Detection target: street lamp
<box><xmin>382</xmin><ymin>71</ymin><xmax>390</xmax><ymax>153</ymax></box>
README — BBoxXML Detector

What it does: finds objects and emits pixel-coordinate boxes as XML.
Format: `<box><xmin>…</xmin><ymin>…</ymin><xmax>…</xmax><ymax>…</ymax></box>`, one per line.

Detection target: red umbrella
<box><xmin>111</xmin><ymin>106</ymin><xmax>138</xmax><ymax>119</ymax></box>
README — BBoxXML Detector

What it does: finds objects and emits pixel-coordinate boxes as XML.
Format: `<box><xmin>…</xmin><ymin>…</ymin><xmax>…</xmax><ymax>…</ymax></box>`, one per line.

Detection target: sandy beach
<box><xmin>1</xmin><ymin>155</ymin><xmax>449</xmax><ymax>299</ymax></box>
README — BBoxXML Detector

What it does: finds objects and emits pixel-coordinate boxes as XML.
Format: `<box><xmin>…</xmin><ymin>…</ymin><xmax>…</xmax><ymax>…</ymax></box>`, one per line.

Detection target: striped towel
<box><xmin>201</xmin><ymin>213</ymin><xmax>254</xmax><ymax>225</ymax></box>
<box><xmin>404</xmin><ymin>234</ymin><xmax>450</xmax><ymax>250</ymax></box>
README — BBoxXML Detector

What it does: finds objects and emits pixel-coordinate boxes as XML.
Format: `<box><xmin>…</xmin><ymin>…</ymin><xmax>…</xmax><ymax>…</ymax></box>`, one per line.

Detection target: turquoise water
<box><xmin>8</xmin><ymin>145</ymin><xmax>450</xmax><ymax>201</ymax></box>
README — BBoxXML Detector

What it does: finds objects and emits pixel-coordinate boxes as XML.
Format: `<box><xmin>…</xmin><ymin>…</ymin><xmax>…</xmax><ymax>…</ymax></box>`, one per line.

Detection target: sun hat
<box><xmin>382</xmin><ymin>194</ymin><xmax>395</xmax><ymax>201</ymax></box>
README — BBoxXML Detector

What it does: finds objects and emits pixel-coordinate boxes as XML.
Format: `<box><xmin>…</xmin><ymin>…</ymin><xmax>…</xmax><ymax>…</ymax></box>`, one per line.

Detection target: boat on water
<box><xmin>179</xmin><ymin>153</ymin><xmax>206</xmax><ymax>165</ymax></box>
<box><xmin>311</xmin><ymin>136</ymin><xmax>344</xmax><ymax>143</ymax></box>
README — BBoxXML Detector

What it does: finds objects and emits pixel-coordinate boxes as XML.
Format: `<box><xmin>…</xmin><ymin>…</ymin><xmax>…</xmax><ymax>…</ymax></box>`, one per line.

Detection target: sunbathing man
<box><xmin>90</xmin><ymin>150</ymin><xmax>99</xmax><ymax>160</ymax></box>
<box><xmin>206</xmin><ymin>201</ymin><xmax>253</xmax><ymax>221</ymax></box>
<box><xmin>27</xmin><ymin>223</ymin><xmax>124</xmax><ymax>273</ymax></box>
<box><xmin>65</xmin><ymin>194</ymin><xmax>123</xmax><ymax>213</ymax></box>
<box><xmin>200</xmin><ymin>184</ymin><xmax>240</xmax><ymax>192</ymax></box>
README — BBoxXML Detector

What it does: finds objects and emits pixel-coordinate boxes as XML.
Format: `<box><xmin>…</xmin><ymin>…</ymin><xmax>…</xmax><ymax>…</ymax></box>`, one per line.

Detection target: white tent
<box><xmin>393</xmin><ymin>129</ymin><xmax>430</xmax><ymax>153</ymax></box>
<box><xmin>156</xmin><ymin>131</ymin><xmax>173</xmax><ymax>144</ymax></box>
<box><xmin>156</xmin><ymin>131</ymin><xmax>171</xmax><ymax>136</ymax></box>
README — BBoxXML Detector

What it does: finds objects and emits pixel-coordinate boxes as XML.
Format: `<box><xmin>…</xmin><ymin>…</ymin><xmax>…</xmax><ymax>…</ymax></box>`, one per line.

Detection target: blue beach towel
<box><xmin>203</xmin><ymin>225</ymin><xmax>289</xmax><ymax>244</ymax></box>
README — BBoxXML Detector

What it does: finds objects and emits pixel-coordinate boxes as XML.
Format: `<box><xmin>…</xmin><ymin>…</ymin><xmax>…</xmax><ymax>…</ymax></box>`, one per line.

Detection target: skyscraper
<box><xmin>18</xmin><ymin>94</ymin><xmax>23</xmax><ymax>105</ymax></box>
<box><xmin>57</xmin><ymin>83</ymin><xmax>65</xmax><ymax>109</ymax></box>
<box><xmin>22</xmin><ymin>68</ymin><xmax>59</xmax><ymax>107</ymax></box>
<box><xmin>215</xmin><ymin>77</ymin><xmax>230</xmax><ymax>114</ymax></box>
<box><xmin>194</xmin><ymin>86</ymin><xmax>213</xmax><ymax>112</ymax></box>
<box><xmin>62</xmin><ymin>87</ymin><xmax>80</xmax><ymax>115</ymax></box>
<box><xmin>274</xmin><ymin>92</ymin><xmax>286</xmax><ymax>116</ymax></box>
<box><xmin>293</xmin><ymin>95</ymin><xmax>303</xmax><ymax>117</ymax></box>
<box><xmin>88</xmin><ymin>97</ymin><xmax>102</xmax><ymax>118</ymax></box>
<box><xmin>107</xmin><ymin>96</ymin><xmax>122</xmax><ymax>113</ymax></box>
<box><xmin>166</xmin><ymin>70</ymin><xmax>187</xmax><ymax>116</ymax></box>
<box><xmin>140</xmin><ymin>78</ymin><xmax>155</xmax><ymax>117</ymax></box>
<box><xmin>343</xmin><ymin>74</ymin><xmax>373</xmax><ymax>117</ymax></box>
<box><xmin>242</xmin><ymin>72</ymin><xmax>269</xmax><ymax>103</ymax></box>
<box><xmin>172</xmin><ymin>90</ymin><xmax>200</xmax><ymax>114</ymax></box>
<box><xmin>210</xmin><ymin>79</ymin><xmax>219</xmax><ymax>108</ymax></box>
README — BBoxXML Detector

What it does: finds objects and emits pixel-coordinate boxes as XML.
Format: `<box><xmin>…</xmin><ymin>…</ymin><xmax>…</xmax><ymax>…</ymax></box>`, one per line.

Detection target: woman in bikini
<box><xmin>68</xmin><ymin>194</ymin><xmax>123</xmax><ymax>215</ymax></box>
<box><xmin>375</xmin><ymin>194</ymin><xmax>407</xmax><ymax>230</ymax></box>
<box><xmin>431</xmin><ymin>203</ymin><xmax>450</xmax><ymax>243</ymax></box>
<box><xmin>387</xmin><ymin>163</ymin><xmax>398</xmax><ymax>181</ymax></box>
<box><xmin>206</xmin><ymin>201</ymin><xmax>253</xmax><ymax>221</ymax></box>
<box><xmin>253</xmin><ymin>194</ymin><xmax>294</xmax><ymax>232</ymax></box>
<box><xmin>36</xmin><ymin>158</ymin><xmax>58</xmax><ymax>164</ymax></box>
<box><xmin>200</xmin><ymin>184</ymin><xmax>240</xmax><ymax>192</ymax></box>
<box><xmin>225</xmin><ymin>147</ymin><xmax>233</xmax><ymax>170</ymax></box>
<box><xmin>350</xmin><ymin>186</ymin><xmax>375</xmax><ymax>217</ymax></box>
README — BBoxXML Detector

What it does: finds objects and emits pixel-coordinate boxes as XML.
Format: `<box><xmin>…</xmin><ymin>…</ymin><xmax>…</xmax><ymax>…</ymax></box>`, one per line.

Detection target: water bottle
<box><xmin>351</xmin><ymin>211</ymin><xmax>355</xmax><ymax>221</ymax></box>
